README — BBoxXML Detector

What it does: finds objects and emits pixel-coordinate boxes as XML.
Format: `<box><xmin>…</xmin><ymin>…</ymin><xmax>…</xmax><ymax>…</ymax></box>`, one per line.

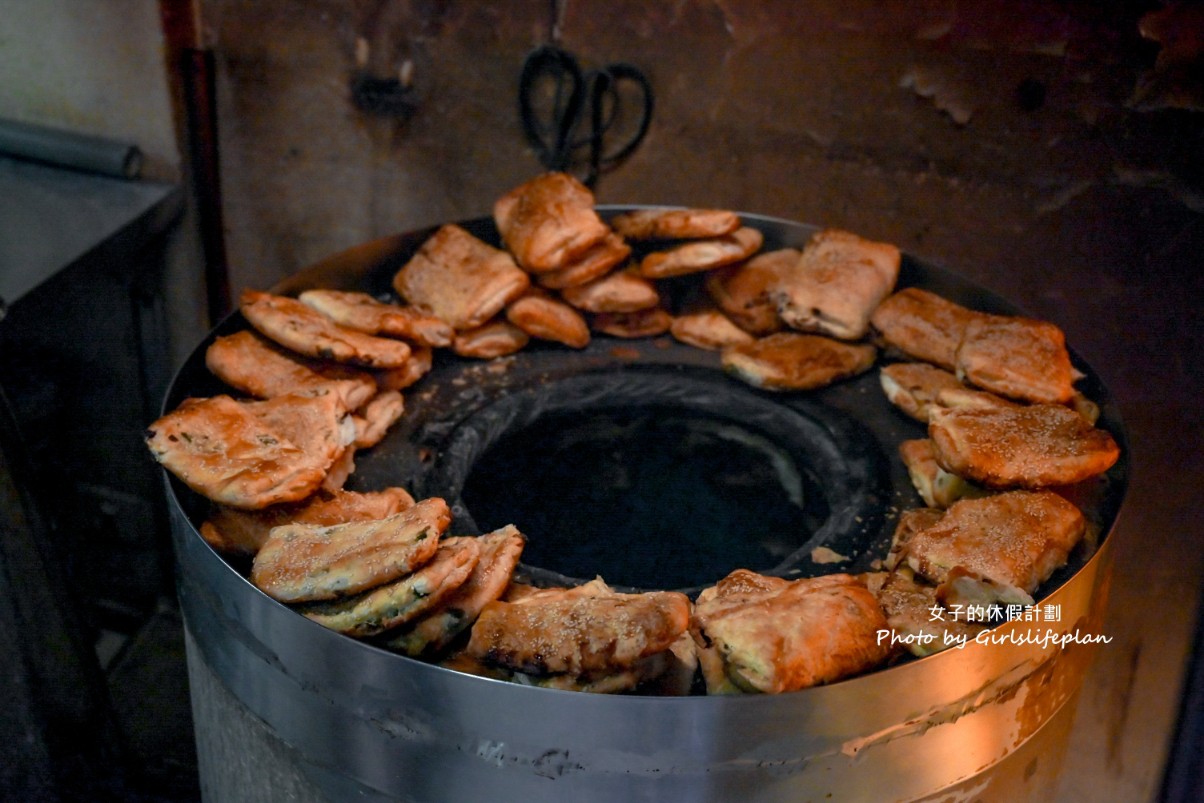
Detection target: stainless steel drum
<box><xmin>166</xmin><ymin>210</ymin><xmax>1129</xmax><ymax>802</ymax></box>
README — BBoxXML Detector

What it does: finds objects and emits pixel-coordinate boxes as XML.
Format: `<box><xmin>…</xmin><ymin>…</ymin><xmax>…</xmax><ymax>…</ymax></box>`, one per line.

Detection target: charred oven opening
<box><xmin>419</xmin><ymin>367</ymin><xmax>881</xmax><ymax>595</ymax></box>
<box><xmin>462</xmin><ymin>404</ymin><xmax>830</xmax><ymax>590</ymax></box>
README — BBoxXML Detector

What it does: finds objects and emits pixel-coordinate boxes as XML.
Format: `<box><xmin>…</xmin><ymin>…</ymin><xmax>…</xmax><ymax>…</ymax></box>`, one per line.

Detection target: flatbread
<box><xmin>928</xmin><ymin>403</ymin><xmax>1120</xmax><ymax>488</ymax></box>
<box><xmin>205</xmin><ymin>330</ymin><xmax>377</xmax><ymax>410</ymax></box>
<box><xmin>251</xmin><ymin>497</ymin><xmax>451</xmax><ymax>603</ymax></box>
<box><xmin>637</xmin><ymin>227</ymin><xmax>763</xmax><ymax>279</ymax></box>
<box><xmin>493</xmin><ymin>172</ymin><xmax>610</xmax><ymax>272</ymax></box>
<box><xmin>241</xmin><ymin>290</ymin><xmax>411</xmax><ymax>369</ymax></box>
<box><xmin>298</xmin><ymin>289</ymin><xmax>454</xmax><ymax>347</ymax></box>
<box><xmin>302</xmin><ymin>536</ymin><xmax>480</xmax><ymax>637</ymax></box>
<box><xmin>721</xmin><ymin>332</ymin><xmax>876</xmax><ymax>391</ymax></box>
<box><xmin>505</xmin><ymin>290</ymin><xmax>591</xmax><ymax>348</ymax></box>
<box><xmin>870</xmin><ymin>288</ymin><xmax>985</xmax><ymax>370</ymax></box>
<box><xmin>200</xmin><ymin>487</ymin><xmax>415</xmax><ymax>557</ymax></box>
<box><xmin>591</xmin><ymin>307</ymin><xmax>674</xmax><ymax>339</ymax></box>
<box><xmin>466</xmin><ymin>589</ymin><xmax>691</xmax><ymax>676</ymax></box>
<box><xmin>392</xmin><ymin>224</ymin><xmax>531</xmax><ymax>330</ymax></box>
<box><xmin>610</xmin><ymin>208</ymin><xmax>740</xmax><ymax>240</ymax></box>
<box><xmin>879</xmin><ymin>362</ymin><xmax>965</xmax><ymax>422</ymax></box>
<box><xmin>452</xmin><ymin>320</ymin><xmax>530</xmax><ymax>358</ymax></box>
<box><xmin>560</xmin><ymin>270</ymin><xmax>660</xmax><ymax>314</ymax></box>
<box><xmin>669</xmin><ymin>308</ymin><xmax>756</xmax><ymax>351</ymax></box>
<box><xmin>145</xmin><ymin>395</ymin><xmax>328</xmax><ymax>510</ymax></box>
<box><xmin>901</xmin><ymin>490</ymin><xmax>1086</xmax><ymax>610</ymax></box>
<box><xmin>534</xmin><ymin>232</ymin><xmax>631</xmax><ymax>290</ymax></box>
<box><xmin>704</xmin><ymin>249</ymin><xmax>796</xmax><ymax>336</ymax></box>
<box><xmin>382</xmin><ymin>525</ymin><xmax>526</xmax><ymax>658</ymax></box>
<box><xmin>692</xmin><ymin>571</ymin><xmax>889</xmax><ymax>694</ymax></box>
<box><xmin>351</xmin><ymin>391</ymin><xmax>404</xmax><ymax>448</ymax></box>
<box><xmin>955</xmin><ymin>314</ymin><xmax>1075</xmax><ymax>404</ymax></box>
<box><xmin>772</xmin><ymin>229</ymin><xmax>900</xmax><ymax>340</ymax></box>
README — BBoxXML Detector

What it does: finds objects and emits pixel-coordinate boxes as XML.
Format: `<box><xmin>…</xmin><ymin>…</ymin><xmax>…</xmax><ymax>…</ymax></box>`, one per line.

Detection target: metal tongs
<box><xmin>518</xmin><ymin>44</ymin><xmax>653</xmax><ymax>188</ymax></box>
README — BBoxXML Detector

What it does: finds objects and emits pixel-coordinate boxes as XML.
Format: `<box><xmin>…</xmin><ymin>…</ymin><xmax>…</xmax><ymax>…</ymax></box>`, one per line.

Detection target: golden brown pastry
<box><xmin>721</xmin><ymin>332</ymin><xmax>877</xmax><ymax>391</ymax></box>
<box><xmin>932</xmin><ymin>385</ymin><xmax>1021</xmax><ymax>413</ymax></box>
<box><xmin>200</xmin><ymin>487</ymin><xmax>415</xmax><ymax>557</ymax></box>
<box><xmin>559</xmin><ymin>269</ymin><xmax>660</xmax><ymax>313</ymax></box>
<box><xmin>867</xmin><ymin>571</ymin><xmax>984</xmax><ymax>657</ymax></box>
<box><xmin>505</xmin><ymin>290</ymin><xmax>591</xmax><ymax>348</ymax></box>
<box><xmin>955</xmin><ymin>314</ymin><xmax>1075</xmax><ymax>404</ymax></box>
<box><xmin>870</xmin><ymin>287</ymin><xmax>985</xmax><ymax>370</ymax></box>
<box><xmin>241</xmin><ymin>290</ymin><xmax>412</xmax><ymax>369</ymax></box>
<box><xmin>898</xmin><ymin>438</ymin><xmax>988</xmax><ymax>508</ymax></box>
<box><xmin>928</xmin><ymin>404</ymin><xmax>1120</xmax><ymax>488</ymax></box>
<box><xmin>321</xmin><ymin>446</ymin><xmax>357</xmax><ymax>493</ymax></box>
<box><xmin>704</xmin><ymin>249</ymin><xmax>796</xmax><ymax>336</ymax></box>
<box><xmin>250</xmin><ymin>497</ymin><xmax>451</xmax><ymax>603</ymax></box>
<box><xmin>373</xmin><ymin>346</ymin><xmax>432</xmax><ymax>392</ymax></box>
<box><xmin>590</xmin><ymin>307</ymin><xmax>675</xmax><ymax>339</ymax></box>
<box><xmin>1071</xmin><ymin>391</ymin><xmax>1101</xmax><ymax>425</ymax></box>
<box><xmin>301</xmin><ymin>536</ymin><xmax>479</xmax><ymax>637</ymax></box>
<box><xmin>645</xmin><ymin>632</ymin><xmax>700</xmax><ymax>696</ymax></box>
<box><xmin>392</xmin><ymin>224</ymin><xmax>531</xmax><ymax>330</ymax></box>
<box><xmin>351</xmin><ymin>390</ymin><xmax>404</xmax><ymax>448</ymax></box>
<box><xmin>609</xmin><ymin>208</ymin><xmax>740</xmax><ymax>240</ymax></box>
<box><xmin>145</xmin><ymin>395</ymin><xmax>329</xmax><ymax>510</ymax></box>
<box><xmin>879</xmin><ymin>362</ymin><xmax>965</xmax><ymax>422</ymax></box>
<box><xmin>501</xmin><ymin>577</ymin><xmax>614</xmax><ymax>604</ymax></box>
<box><xmin>638</xmin><ymin>227</ymin><xmax>764</xmax><ymax>279</ymax></box>
<box><xmin>241</xmin><ymin>391</ymin><xmax>355</xmax><ymax>470</ymax></box>
<box><xmin>772</xmin><ymin>229</ymin><xmax>900</xmax><ymax>340</ymax></box>
<box><xmin>899</xmin><ymin>490</ymin><xmax>1086</xmax><ymax>610</ymax></box>
<box><xmin>205</xmin><ymin>330</ymin><xmax>378</xmax><ymax>411</ymax></box>
<box><xmin>297</xmin><ymin>289</ymin><xmax>454</xmax><ymax>347</ymax></box>
<box><xmin>884</xmin><ymin>507</ymin><xmax>945</xmax><ymax>571</ymax></box>
<box><xmin>382</xmin><ymin>525</ymin><xmax>526</xmax><ymax>658</ymax></box>
<box><xmin>691</xmin><ymin>571</ymin><xmax>890</xmax><ymax>694</ymax></box>
<box><xmin>493</xmin><ymin>172</ymin><xmax>610</xmax><ymax>272</ymax></box>
<box><xmin>465</xmin><ymin>589</ymin><xmax>691</xmax><ymax>676</ymax></box>
<box><xmin>669</xmin><ymin>309</ymin><xmax>756</xmax><ymax>351</ymax></box>
<box><xmin>534</xmin><ymin>232</ymin><xmax>631</xmax><ymax>290</ymax></box>
<box><xmin>452</xmin><ymin>320</ymin><xmax>531</xmax><ymax>359</ymax></box>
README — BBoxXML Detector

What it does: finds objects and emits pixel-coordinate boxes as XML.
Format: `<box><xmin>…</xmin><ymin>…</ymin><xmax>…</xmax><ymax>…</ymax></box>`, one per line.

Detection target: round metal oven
<box><xmin>167</xmin><ymin>210</ymin><xmax>1129</xmax><ymax>801</ymax></box>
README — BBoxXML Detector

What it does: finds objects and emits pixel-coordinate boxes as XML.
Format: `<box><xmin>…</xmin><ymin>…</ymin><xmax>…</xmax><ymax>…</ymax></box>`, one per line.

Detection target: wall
<box><xmin>0</xmin><ymin>0</ymin><xmax>208</xmax><ymax>366</ymax></box>
<box><xmin>198</xmin><ymin>1</ymin><xmax>1194</xmax><ymax>291</ymax></box>
<box><xmin>0</xmin><ymin>0</ymin><xmax>179</xmax><ymax>178</ymax></box>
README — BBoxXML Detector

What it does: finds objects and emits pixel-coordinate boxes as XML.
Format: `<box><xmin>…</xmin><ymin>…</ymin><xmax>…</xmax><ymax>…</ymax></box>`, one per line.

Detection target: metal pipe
<box><xmin>0</xmin><ymin>118</ymin><xmax>142</xmax><ymax>179</ymax></box>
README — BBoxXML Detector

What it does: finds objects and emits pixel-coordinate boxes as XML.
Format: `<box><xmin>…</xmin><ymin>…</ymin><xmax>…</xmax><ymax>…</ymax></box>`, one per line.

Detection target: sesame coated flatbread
<box><xmin>200</xmin><ymin>487</ymin><xmax>415</xmax><ymax>557</ymax></box>
<box><xmin>722</xmin><ymin>332</ymin><xmax>876</xmax><ymax>391</ymax></box>
<box><xmin>383</xmin><ymin>525</ymin><xmax>527</xmax><ymax>658</ymax></box>
<box><xmin>251</xmin><ymin>497</ymin><xmax>451</xmax><ymax>603</ymax></box>
<box><xmin>302</xmin><ymin>536</ymin><xmax>480</xmax><ymax>637</ymax></box>
<box><xmin>928</xmin><ymin>403</ymin><xmax>1120</xmax><ymax>488</ymax></box>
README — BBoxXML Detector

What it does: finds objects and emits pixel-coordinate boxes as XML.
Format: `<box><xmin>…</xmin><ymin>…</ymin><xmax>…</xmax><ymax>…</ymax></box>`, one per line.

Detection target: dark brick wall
<box><xmin>204</xmin><ymin>1</ymin><xmax>1195</xmax><ymax>293</ymax></box>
